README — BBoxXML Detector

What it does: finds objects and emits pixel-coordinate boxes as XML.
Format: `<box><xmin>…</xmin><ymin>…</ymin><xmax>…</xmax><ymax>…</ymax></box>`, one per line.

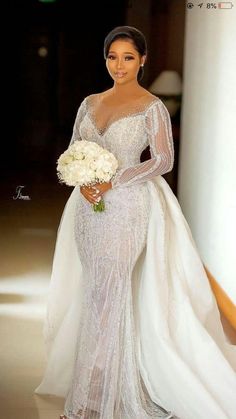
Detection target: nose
<box><xmin>117</xmin><ymin>58</ymin><xmax>124</xmax><ymax>69</ymax></box>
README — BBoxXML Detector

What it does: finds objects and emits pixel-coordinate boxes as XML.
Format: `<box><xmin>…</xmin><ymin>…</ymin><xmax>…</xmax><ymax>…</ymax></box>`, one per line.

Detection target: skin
<box><xmin>80</xmin><ymin>38</ymin><xmax>149</xmax><ymax>204</ymax></box>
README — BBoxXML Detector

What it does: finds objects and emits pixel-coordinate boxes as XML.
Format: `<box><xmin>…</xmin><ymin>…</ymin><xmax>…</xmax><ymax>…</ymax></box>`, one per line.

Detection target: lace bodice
<box><xmin>69</xmin><ymin>92</ymin><xmax>174</xmax><ymax>189</ymax></box>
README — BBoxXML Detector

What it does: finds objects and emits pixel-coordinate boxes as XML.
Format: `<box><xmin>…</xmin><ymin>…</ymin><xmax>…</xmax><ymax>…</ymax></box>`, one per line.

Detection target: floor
<box><xmin>0</xmin><ymin>168</ymin><xmax>236</xmax><ymax>419</ymax></box>
<box><xmin>0</xmin><ymin>168</ymin><xmax>68</xmax><ymax>418</ymax></box>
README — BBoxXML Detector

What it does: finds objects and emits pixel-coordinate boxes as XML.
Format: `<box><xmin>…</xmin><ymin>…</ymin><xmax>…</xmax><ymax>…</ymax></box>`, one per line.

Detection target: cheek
<box><xmin>106</xmin><ymin>62</ymin><xmax>117</xmax><ymax>80</ymax></box>
<box><xmin>106</xmin><ymin>60</ymin><xmax>114</xmax><ymax>74</ymax></box>
<box><xmin>127</xmin><ymin>63</ymin><xmax>140</xmax><ymax>75</ymax></box>
<box><xmin>127</xmin><ymin>60</ymin><xmax>139</xmax><ymax>69</ymax></box>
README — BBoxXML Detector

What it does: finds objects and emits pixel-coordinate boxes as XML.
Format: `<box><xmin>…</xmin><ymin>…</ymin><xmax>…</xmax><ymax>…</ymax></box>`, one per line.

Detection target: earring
<box><xmin>141</xmin><ymin>64</ymin><xmax>144</xmax><ymax>67</ymax></box>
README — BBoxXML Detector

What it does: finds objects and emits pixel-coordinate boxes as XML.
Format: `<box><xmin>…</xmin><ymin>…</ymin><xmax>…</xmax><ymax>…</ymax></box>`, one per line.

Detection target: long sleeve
<box><xmin>68</xmin><ymin>98</ymin><xmax>87</xmax><ymax>147</ymax></box>
<box><xmin>111</xmin><ymin>100</ymin><xmax>174</xmax><ymax>189</ymax></box>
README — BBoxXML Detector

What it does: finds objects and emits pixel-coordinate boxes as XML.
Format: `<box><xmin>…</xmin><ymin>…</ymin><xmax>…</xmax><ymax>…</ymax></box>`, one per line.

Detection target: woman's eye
<box><xmin>107</xmin><ymin>55</ymin><xmax>134</xmax><ymax>60</ymax></box>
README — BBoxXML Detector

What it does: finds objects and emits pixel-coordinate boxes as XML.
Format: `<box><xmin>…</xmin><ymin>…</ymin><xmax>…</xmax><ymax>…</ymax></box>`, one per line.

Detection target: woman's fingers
<box><xmin>84</xmin><ymin>191</ymin><xmax>98</xmax><ymax>204</ymax></box>
<box><xmin>80</xmin><ymin>186</ymin><xmax>101</xmax><ymax>204</ymax></box>
<box><xmin>87</xmin><ymin>188</ymin><xmax>101</xmax><ymax>203</ymax></box>
<box><xmin>88</xmin><ymin>186</ymin><xmax>102</xmax><ymax>201</ymax></box>
<box><xmin>80</xmin><ymin>181</ymin><xmax>111</xmax><ymax>204</ymax></box>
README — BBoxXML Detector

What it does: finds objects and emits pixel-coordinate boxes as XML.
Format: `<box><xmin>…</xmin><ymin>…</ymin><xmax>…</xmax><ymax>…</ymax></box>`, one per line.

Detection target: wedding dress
<box><xmin>34</xmin><ymin>93</ymin><xmax>236</xmax><ymax>419</ymax></box>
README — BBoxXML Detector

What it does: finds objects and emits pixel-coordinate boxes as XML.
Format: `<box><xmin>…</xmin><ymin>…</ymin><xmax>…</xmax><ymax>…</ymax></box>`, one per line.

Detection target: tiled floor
<box><xmin>0</xmin><ymin>169</ymin><xmax>235</xmax><ymax>419</ymax></box>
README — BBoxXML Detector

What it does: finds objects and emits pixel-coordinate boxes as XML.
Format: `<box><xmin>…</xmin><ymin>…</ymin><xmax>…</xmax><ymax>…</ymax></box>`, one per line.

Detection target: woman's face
<box><xmin>106</xmin><ymin>39</ymin><xmax>146</xmax><ymax>84</ymax></box>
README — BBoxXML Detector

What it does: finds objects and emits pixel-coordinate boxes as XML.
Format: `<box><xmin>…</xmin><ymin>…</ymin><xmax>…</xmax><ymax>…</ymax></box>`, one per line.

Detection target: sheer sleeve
<box><xmin>68</xmin><ymin>97</ymin><xmax>87</xmax><ymax>147</ymax></box>
<box><xmin>111</xmin><ymin>99</ymin><xmax>174</xmax><ymax>189</ymax></box>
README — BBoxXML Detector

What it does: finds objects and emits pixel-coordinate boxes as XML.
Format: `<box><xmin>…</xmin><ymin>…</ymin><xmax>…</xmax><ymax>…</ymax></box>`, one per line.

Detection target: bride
<box><xmin>34</xmin><ymin>26</ymin><xmax>236</xmax><ymax>419</ymax></box>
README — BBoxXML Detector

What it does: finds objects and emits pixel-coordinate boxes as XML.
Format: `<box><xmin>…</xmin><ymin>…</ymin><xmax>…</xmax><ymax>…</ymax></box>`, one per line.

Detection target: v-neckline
<box><xmin>86</xmin><ymin>112</ymin><xmax>143</xmax><ymax>138</ymax></box>
<box><xmin>85</xmin><ymin>96</ymin><xmax>158</xmax><ymax>138</ymax></box>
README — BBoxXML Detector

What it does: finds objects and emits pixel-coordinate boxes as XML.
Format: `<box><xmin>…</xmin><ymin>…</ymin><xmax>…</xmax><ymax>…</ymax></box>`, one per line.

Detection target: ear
<box><xmin>141</xmin><ymin>55</ymin><xmax>146</xmax><ymax>66</ymax></box>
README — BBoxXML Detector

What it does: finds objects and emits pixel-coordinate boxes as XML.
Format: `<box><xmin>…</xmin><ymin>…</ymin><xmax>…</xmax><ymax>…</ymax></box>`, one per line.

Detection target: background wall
<box><xmin>125</xmin><ymin>0</ymin><xmax>185</xmax><ymax>85</ymax></box>
<box><xmin>178</xmin><ymin>4</ymin><xmax>236</xmax><ymax>304</ymax></box>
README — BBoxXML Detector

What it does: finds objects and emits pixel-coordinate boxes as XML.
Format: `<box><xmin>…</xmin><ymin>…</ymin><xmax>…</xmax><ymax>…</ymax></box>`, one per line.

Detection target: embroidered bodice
<box><xmin>69</xmin><ymin>92</ymin><xmax>174</xmax><ymax>188</ymax></box>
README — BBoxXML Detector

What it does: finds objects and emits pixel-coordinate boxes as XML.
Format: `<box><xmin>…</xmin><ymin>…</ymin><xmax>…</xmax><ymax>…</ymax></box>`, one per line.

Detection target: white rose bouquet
<box><xmin>56</xmin><ymin>140</ymin><xmax>118</xmax><ymax>212</ymax></box>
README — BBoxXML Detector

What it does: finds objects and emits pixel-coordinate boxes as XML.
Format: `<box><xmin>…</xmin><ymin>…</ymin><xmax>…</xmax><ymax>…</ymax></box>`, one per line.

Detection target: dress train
<box><xmin>34</xmin><ymin>175</ymin><xmax>236</xmax><ymax>419</ymax></box>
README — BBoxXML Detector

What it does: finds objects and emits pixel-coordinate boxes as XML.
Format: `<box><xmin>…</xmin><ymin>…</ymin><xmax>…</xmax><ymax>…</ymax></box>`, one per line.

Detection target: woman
<box><xmin>35</xmin><ymin>26</ymin><xmax>236</xmax><ymax>419</ymax></box>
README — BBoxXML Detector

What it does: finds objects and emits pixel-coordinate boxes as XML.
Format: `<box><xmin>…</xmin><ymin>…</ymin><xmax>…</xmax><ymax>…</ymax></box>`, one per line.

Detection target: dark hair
<box><xmin>103</xmin><ymin>25</ymin><xmax>147</xmax><ymax>81</ymax></box>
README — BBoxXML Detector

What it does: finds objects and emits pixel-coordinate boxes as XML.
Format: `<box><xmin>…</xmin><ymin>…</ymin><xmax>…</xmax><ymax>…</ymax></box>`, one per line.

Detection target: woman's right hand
<box><xmin>80</xmin><ymin>185</ymin><xmax>101</xmax><ymax>205</ymax></box>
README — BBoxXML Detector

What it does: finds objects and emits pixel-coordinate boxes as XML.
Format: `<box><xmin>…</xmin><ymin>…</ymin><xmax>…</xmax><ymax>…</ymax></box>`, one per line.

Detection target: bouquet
<box><xmin>56</xmin><ymin>140</ymin><xmax>118</xmax><ymax>212</ymax></box>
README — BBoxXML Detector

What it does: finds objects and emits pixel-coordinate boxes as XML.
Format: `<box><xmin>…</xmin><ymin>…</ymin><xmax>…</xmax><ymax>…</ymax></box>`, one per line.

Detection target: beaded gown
<box><xmin>35</xmin><ymin>93</ymin><xmax>236</xmax><ymax>419</ymax></box>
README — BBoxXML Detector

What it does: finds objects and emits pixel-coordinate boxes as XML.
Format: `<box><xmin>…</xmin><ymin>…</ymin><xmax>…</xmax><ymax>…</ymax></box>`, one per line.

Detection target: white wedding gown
<box><xmin>34</xmin><ymin>93</ymin><xmax>236</xmax><ymax>419</ymax></box>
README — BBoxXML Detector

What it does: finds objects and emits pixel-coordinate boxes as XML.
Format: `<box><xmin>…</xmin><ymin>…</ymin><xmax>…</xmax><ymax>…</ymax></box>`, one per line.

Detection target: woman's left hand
<box><xmin>86</xmin><ymin>181</ymin><xmax>112</xmax><ymax>202</ymax></box>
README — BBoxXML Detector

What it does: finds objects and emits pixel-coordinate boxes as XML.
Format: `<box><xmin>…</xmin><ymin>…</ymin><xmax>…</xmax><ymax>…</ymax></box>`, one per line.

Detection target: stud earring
<box><xmin>141</xmin><ymin>64</ymin><xmax>144</xmax><ymax>67</ymax></box>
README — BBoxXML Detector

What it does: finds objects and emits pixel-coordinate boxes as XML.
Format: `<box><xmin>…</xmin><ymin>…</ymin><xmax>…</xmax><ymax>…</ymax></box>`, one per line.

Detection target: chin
<box><xmin>114</xmin><ymin>77</ymin><xmax>131</xmax><ymax>84</ymax></box>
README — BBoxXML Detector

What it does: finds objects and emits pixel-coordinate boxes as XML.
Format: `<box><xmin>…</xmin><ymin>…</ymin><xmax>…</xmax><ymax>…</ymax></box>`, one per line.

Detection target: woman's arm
<box><xmin>68</xmin><ymin>97</ymin><xmax>87</xmax><ymax>147</ymax></box>
<box><xmin>111</xmin><ymin>99</ymin><xmax>174</xmax><ymax>189</ymax></box>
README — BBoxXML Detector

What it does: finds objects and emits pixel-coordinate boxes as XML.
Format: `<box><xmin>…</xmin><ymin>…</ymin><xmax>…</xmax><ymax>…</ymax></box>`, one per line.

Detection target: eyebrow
<box><xmin>108</xmin><ymin>51</ymin><xmax>135</xmax><ymax>55</ymax></box>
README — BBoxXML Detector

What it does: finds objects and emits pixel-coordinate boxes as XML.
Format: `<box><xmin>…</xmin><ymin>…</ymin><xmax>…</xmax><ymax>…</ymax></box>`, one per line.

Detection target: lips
<box><xmin>115</xmin><ymin>72</ymin><xmax>127</xmax><ymax>78</ymax></box>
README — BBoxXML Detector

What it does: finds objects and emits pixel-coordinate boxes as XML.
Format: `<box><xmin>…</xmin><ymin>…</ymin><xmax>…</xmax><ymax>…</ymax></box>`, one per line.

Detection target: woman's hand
<box><xmin>80</xmin><ymin>181</ymin><xmax>112</xmax><ymax>204</ymax></box>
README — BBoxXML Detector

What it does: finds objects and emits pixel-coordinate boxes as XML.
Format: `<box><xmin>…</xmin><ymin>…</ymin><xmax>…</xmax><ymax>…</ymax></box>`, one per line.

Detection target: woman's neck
<box><xmin>110</xmin><ymin>80</ymin><xmax>145</xmax><ymax>99</ymax></box>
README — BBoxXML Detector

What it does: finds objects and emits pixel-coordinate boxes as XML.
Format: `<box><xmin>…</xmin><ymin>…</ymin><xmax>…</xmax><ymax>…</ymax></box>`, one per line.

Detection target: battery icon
<box><xmin>218</xmin><ymin>2</ymin><xmax>234</xmax><ymax>8</ymax></box>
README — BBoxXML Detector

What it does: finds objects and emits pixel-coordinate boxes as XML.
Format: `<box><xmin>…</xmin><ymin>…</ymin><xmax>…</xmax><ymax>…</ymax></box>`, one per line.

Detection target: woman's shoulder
<box><xmin>142</xmin><ymin>94</ymin><xmax>169</xmax><ymax>116</ymax></box>
<box><xmin>137</xmin><ymin>92</ymin><xmax>164</xmax><ymax>115</ymax></box>
<box><xmin>83</xmin><ymin>90</ymin><xmax>111</xmax><ymax>100</ymax></box>
<box><xmin>81</xmin><ymin>92</ymin><xmax>104</xmax><ymax>107</ymax></box>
